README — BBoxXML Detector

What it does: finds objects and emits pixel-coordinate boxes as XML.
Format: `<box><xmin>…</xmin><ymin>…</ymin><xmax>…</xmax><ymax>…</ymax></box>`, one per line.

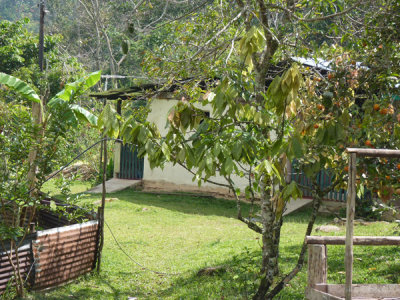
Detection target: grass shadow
<box><xmin>110</xmin><ymin>190</ymin><xmax>254</xmax><ymax>218</ymax></box>
<box><xmin>106</xmin><ymin>190</ymin><xmax>332</xmax><ymax>222</ymax></box>
<box><xmin>156</xmin><ymin>245</ymin><xmax>309</xmax><ymax>300</ymax></box>
<box><xmin>29</xmin><ymin>273</ymin><xmax>143</xmax><ymax>300</ymax></box>
<box><xmin>326</xmin><ymin>245</ymin><xmax>400</xmax><ymax>284</ymax></box>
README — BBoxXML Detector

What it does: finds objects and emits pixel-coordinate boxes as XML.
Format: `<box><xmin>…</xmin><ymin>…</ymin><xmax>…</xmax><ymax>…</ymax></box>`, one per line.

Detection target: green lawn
<box><xmin>41</xmin><ymin>179</ymin><xmax>92</xmax><ymax>197</ymax></box>
<box><xmin>29</xmin><ymin>186</ymin><xmax>399</xmax><ymax>299</ymax></box>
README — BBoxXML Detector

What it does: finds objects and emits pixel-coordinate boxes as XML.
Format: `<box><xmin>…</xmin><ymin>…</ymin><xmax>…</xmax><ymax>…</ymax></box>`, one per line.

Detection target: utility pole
<box><xmin>29</xmin><ymin>0</ymin><xmax>45</xmax><ymax>196</ymax></box>
<box><xmin>27</xmin><ymin>0</ymin><xmax>45</xmax><ymax>194</ymax></box>
<box><xmin>38</xmin><ymin>0</ymin><xmax>46</xmax><ymax>72</ymax></box>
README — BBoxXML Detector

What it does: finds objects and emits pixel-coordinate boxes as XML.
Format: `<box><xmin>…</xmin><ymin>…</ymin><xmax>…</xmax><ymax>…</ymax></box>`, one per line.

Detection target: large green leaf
<box><xmin>98</xmin><ymin>103</ymin><xmax>120</xmax><ymax>138</ymax></box>
<box><xmin>239</xmin><ymin>26</ymin><xmax>265</xmax><ymax>72</ymax></box>
<box><xmin>282</xmin><ymin>181</ymin><xmax>302</xmax><ymax>201</ymax></box>
<box><xmin>0</xmin><ymin>72</ymin><xmax>40</xmax><ymax>103</ymax></box>
<box><xmin>161</xmin><ymin>142</ymin><xmax>171</xmax><ymax>160</ymax></box>
<box><xmin>232</xmin><ymin>141</ymin><xmax>242</xmax><ymax>160</ymax></box>
<box><xmin>70</xmin><ymin>105</ymin><xmax>98</xmax><ymax>126</ymax></box>
<box><xmin>291</xmin><ymin>133</ymin><xmax>304</xmax><ymax>158</ymax></box>
<box><xmin>224</xmin><ymin>156</ymin><xmax>234</xmax><ymax>174</ymax></box>
<box><xmin>55</xmin><ymin>70</ymin><xmax>101</xmax><ymax>102</ymax></box>
<box><xmin>47</xmin><ymin>97</ymin><xmax>64</xmax><ymax>108</ymax></box>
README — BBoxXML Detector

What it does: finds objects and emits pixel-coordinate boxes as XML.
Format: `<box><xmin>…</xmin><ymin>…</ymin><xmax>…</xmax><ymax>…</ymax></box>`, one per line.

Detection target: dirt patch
<box><xmin>318</xmin><ymin>200</ymin><xmax>345</xmax><ymax>215</ymax></box>
<box><xmin>141</xmin><ymin>180</ymin><xmax>237</xmax><ymax>199</ymax></box>
<box><xmin>50</xmin><ymin>162</ymin><xmax>97</xmax><ymax>181</ymax></box>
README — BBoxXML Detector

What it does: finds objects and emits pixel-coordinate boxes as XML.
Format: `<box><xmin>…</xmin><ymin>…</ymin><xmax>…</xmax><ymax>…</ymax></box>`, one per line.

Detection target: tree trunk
<box><xmin>253</xmin><ymin>178</ymin><xmax>282</xmax><ymax>300</ymax></box>
<box><xmin>266</xmin><ymin>191</ymin><xmax>323</xmax><ymax>298</ymax></box>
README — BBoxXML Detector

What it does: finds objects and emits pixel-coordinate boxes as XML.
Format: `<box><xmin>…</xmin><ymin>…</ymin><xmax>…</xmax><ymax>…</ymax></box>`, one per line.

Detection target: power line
<box><xmin>25</xmin><ymin>137</ymin><xmax>182</xmax><ymax>276</ymax></box>
<box><xmin>104</xmin><ymin>220</ymin><xmax>183</xmax><ymax>276</ymax></box>
<box><xmin>28</xmin><ymin>137</ymin><xmax>123</xmax><ymax>195</ymax></box>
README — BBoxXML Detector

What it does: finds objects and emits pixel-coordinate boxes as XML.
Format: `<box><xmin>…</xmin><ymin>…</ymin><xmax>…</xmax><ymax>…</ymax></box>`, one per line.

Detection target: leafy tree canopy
<box><xmin>112</xmin><ymin>1</ymin><xmax>400</xmax><ymax>298</ymax></box>
<box><xmin>0</xmin><ymin>18</ymin><xmax>83</xmax><ymax>100</ymax></box>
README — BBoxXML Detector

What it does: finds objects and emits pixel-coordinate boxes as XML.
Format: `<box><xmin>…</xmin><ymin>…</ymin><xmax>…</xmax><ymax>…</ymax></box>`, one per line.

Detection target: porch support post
<box><xmin>113</xmin><ymin>142</ymin><xmax>121</xmax><ymax>178</ymax></box>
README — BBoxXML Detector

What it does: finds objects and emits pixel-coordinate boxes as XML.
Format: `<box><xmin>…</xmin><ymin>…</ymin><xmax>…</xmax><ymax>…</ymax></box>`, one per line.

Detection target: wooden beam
<box><xmin>345</xmin><ymin>152</ymin><xmax>356</xmax><ymax>300</ymax></box>
<box><xmin>346</xmin><ymin>148</ymin><xmax>400</xmax><ymax>158</ymax></box>
<box><xmin>308</xmin><ymin>244</ymin><xmax>327</xmax><ymax>287</ymax></box>
<box><xmin>306</xmin><ymin>236</ymin><xmax>400</xmax><ymax>245</ymax></box>
<box><xmin>314</xmin><ymin>284</ymin><xmax>400</xmax><ymax>298</ymax></box>
<box><xmin>305</xmin><ymin>287</ymin><xmax>342</xmax><ymax>300</ymax></box>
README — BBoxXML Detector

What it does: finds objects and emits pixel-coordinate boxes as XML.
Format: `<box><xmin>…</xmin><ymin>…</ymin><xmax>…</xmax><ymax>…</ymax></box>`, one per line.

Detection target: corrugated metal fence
<box><xmin>291</xmin><ymin>169</ymin><xmax>347</xmax><ymax>201</ymax></box>
<box><xmin>0</xmin><ymin>203</ymin><xmax>99</xmax><ymax>295</ymax></box>
<box><xmin>32</xmin><ymin>221</ymin><xmax>98</xmax><ymax>290</ymax></box>
<box><xmin>0</xmin><ymin>242</ymin><xmax>32</xmax><ymax>292</ymax></box>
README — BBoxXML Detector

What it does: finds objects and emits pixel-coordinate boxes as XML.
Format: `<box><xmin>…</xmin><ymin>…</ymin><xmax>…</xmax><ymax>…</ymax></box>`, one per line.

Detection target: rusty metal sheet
<box><xmin>35</xmin><ymin>261</ymin><xmax>94</xmax><ymax>280</ymax></box>
<box><xmin>36</xmin><ymin>223</ymin><xmax>98</xmax><ymax>241</ymax></box>
<box><xmin>0</xmin><ymin>244</ymin><xmax>32</xmax><ymax>294</ymax></box>
<box><xmin>35</xmin><ymin>230</ymin><xmax>98</xmax><ymax>244</ymax></box>
<box><xmin>33</xmin><ymin>244</ymin><xmax>97</xmax><ymax>261</ymax></box>
<box><xmin>35</xmin><ymin>258</ymin><xmax>94</xmax><ymax>276</ymax></box>
<box><xmin>34</xmin><ymin>267</ymin><xmax>93</xmax><ymax>289</ymax></box>
<box><xmin>0</xmin><ymin>219</ymin><xmax>99</xmax><ymax>294</ymax></box>
<box><xmin>32</xmin><ymin>220</ymin><xmax>99</xmax><ymax>290</ymax></box>
<box><xmin>34</xmin><ymin>254</ymin><xmax>94</xmax><ymax>271</ymax></box>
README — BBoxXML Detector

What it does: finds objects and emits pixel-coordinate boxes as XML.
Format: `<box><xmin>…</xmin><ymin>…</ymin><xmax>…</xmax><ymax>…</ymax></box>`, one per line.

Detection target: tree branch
<box><xmin>266</xmin><ymin>0</ymin><xmax>364</xmax><ymax>23</ymax></box>
<box><xmin>167</xmin><ymin>8</ymin><xmax>245</xmax><ymax>63</ymax></box>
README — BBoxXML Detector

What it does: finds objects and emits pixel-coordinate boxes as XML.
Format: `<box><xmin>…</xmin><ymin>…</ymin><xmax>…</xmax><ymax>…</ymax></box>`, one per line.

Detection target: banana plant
<box><xmin>0</xmin><ymin>70</ymin><xmax>101</xmax><ymax>224</ymax></box>
<box><xmin>0</xmin><ymin>70</ymin><xmax>102</xmax><ymax>298</ymax></box>
<box><xmin>0</xmin><ymin>73</ymin><xmax>41</xmax><ymax>103</ymax></box>
<box><xmin>0</xmin><ymin>70</ymin><xmax>100</xmax><ymax>127</ymax></box>
<box><xmin>47</xmin><ymin>70</ymin><xmax>101</xmax><ymax>127</ymax></box>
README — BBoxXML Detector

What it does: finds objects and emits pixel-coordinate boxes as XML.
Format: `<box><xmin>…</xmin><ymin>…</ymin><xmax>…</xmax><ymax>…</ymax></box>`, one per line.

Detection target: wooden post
<box><xmin>308</xmin><ymin>244</ymin><xmax>327</xmax><ymax>287</ymax></box>
<box><xmin>96</xmin><ymin>205</ymin><xmax>103</xmax><ymax>273</ymax></box>
<box><xmin>345</xmin><ymin>152</ymin><xmax>356</xmax><ymax>300</ymax></box>
<box><xmin>96</xmin><ymin>138</ymin><xmax>107</xmax><ymax>273</ymax></box>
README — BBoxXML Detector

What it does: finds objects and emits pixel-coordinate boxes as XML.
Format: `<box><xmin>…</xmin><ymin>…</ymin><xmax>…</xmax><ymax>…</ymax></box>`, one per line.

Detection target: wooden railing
<box><xmin>306</xmin><ymin>235</ymin><xmax>400</xmax><ymax>299</ymax></box>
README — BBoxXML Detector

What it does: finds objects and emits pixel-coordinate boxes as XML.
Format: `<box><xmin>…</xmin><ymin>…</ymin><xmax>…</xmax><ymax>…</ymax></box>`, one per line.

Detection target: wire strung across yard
<box><xmin>28</xmin><ymin>137</ymin><xmax>123</xmax><ymax>195</ymax></box>
<box><xmin>24</xmin><ymin>256</ymin><xmax>37</xmax><ymax>285</ymax></box>
<box><xmin>25</xmin><ymin>137</ymin><xmax>182</xmax><ymax>276</ymax></box>
<box><xmin>104</xmin><ymin>220</ymin><xmax>183</xmax><ymax>276</ymax></box>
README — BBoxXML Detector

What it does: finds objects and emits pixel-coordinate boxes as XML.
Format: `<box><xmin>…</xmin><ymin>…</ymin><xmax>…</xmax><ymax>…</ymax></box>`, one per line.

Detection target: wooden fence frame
<box><xmin>306</xmin><ymin>148</ymin><xmax>400</xmax><ymax>300</ymax></box>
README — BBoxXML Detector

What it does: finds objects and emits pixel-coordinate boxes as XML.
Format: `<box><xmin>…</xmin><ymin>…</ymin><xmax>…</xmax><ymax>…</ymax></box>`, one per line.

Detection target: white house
<box><xmin>110</xmin><ymin>93</ymin><xmax>249</xmax><ymax>196</ymax></box>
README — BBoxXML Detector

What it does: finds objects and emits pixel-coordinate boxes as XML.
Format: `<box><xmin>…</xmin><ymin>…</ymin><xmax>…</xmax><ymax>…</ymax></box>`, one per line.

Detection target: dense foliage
<box><xmin>0</xmin><ymin>18</ymin><xmax>83</xmax><ymax>98</ymax></box>
<box><xmin>0</xmin><ymin>71</ymin><xmax>100</xmax><ymax>297</ymax></box>
<box><xmin>118</xmin><ymin>1</ymin><xmax>400</xmax><ymax>298</ymax></box>
<box><xmin>0</xmin><ymin>0</ymin><xmax>399</xmax><ymax>298</ymax></box>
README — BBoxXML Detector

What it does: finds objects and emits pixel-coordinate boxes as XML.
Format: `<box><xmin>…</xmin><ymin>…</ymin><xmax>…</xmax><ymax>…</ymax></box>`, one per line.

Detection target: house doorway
<box><xmin>118</xmin><ymin>144</ymin><xmax>144</xmax><ymax>179</ymax></box>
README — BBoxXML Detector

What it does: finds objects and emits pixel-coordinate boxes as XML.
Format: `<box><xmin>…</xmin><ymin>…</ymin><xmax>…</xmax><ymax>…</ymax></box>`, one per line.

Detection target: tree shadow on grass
<box><xmin>156</xmin><ymin>241</ymin><xmax>400</xmax><ymax>299</ymax></box>
<box><xmin>28</xmin><ymin>242</ymin><xmax>399</xmax><ymax>300</ymax></box>
<box><xmin>29</xmin><ymin>273</ymin><xmax>143</xmax><ymax>300</ymax></box>
<box><xmin>29</xmin><ymin>246</ymin><xmax>308</xmax><ymax>299</ymax></box>
<box><xmin>156</xmin><ymin>245</ymin><xmax>310</xmax><ymax>300</ymax></box>
<box><xmin>112</xmin><ymin>190</ymin><xmax>329</xmax><ymax>223</ymax></box>
<box><xmin>28</xmin><ymin>227</ymin><xmax>337</xmax><ymax>300</ymax></box>
<box><xmin>326</xmin><ymin>245</ymin><xmax>400</xmax><ymax>284</ymax></box>
<box><xmin>114</xmin><ymin>190</ymin><xmax>248</xmax><ymax>218</ymax></box>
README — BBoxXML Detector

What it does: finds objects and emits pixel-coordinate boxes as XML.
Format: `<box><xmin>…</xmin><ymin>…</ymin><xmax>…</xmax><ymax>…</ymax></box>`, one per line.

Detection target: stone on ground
<box><xmin>315</xmin><ymin>225</ymin><xmax>341</xmax><ymax>232</ymax></box>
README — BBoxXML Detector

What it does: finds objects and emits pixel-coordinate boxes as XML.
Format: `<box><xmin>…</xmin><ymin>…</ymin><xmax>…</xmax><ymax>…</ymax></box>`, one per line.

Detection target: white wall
<box><xmin>142</xmin><ymin>98</ymin><xmax>249</xmax><ymax>192</ymax></box>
